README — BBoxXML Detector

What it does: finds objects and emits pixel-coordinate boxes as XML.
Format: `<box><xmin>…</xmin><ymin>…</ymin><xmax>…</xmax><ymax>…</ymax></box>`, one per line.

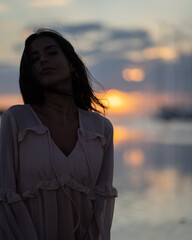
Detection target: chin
<box><xmin>40</xmin><ymin>76</ymin><xmax>61</xmax><ymax>87</ymax></box>
<box><xmin>40</xmin><ymin>77</ymin><xmax>70</xmax><ymax>90</ymax></box>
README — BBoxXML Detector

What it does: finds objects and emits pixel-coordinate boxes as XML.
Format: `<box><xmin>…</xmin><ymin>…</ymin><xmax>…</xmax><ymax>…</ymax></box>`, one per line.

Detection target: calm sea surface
<box><xmin>111</xmin><ymin>118</ymin><xmax>192</xmax><ymax>240</ymax></box>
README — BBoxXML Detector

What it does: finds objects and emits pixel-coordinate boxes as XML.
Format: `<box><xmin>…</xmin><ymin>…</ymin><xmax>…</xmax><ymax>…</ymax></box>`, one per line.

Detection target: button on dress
<box><xmin>0</xmin><ymin>105</ymin><xmax>117</xmax><ymax>240</ymax></box>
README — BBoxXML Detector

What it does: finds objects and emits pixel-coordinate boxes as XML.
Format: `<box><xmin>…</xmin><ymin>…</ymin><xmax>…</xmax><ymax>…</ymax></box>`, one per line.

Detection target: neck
<box><xmin>33</xmin><ymin>88</ymin><xmax>78</xmax><ymax>121</ymax></box>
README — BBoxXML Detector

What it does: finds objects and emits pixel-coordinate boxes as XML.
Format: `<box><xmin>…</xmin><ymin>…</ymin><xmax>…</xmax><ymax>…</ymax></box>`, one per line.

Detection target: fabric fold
<box><xmin>0</xmin><ymin>191</ymin><xmax>22</xmax><ymax>204</ymax></box>
<box><xmin>16</xmin><ymin>175</ymin><xmax>117</xmax><ymax>201</ymax></box>
<box><xmin>18</xmin><ymin>125</ymin><xmax>48</xmax><ymax>142</ymax></box>
<box><xmin>79</xmin><ymin>128</ymin><xmax>107</xmax><ymax>147</ymax></box>
<box><xmin>95</xmin><ymin>185</ymin><xmax>118</xmax><ymax>197</ymax></box>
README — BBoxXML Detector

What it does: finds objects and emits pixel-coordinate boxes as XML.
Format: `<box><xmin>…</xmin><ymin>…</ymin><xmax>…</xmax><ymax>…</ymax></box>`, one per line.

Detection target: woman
<box><xmin>0</xmin><ymin>29</ymin><xmax>117</xmax><ymax>240</ymax></box>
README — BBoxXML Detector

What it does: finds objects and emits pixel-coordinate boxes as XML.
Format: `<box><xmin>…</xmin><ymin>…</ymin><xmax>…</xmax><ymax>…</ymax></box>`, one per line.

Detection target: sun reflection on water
<box><xmin>123</xmin><ymin>148</ymin><xmax>145</xmax><ymax>167</ymax></box>
<box><xmin>113</xmin><ymin>125</ymin><xmax>144</xmax><ymax>145</ymax></box>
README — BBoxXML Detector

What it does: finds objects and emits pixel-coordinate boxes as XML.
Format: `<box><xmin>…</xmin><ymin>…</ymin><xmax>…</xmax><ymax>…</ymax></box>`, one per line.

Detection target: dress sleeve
<box><xmin>89</xmin><ymin>119</ymin><xmax>117</xmax><ymax>240</ymax></box>
<box><xmin>0</xmin><ymin>110</ymin><xmax>38</xmax><ymax>240</ymax></box>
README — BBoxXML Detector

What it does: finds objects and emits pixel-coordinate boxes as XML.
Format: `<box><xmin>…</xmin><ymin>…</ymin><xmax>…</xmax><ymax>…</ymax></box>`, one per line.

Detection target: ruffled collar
<box><xmin>18</xmin><ymin>105</ymin><xmax>106</xmax><ymax>145</ymax></box>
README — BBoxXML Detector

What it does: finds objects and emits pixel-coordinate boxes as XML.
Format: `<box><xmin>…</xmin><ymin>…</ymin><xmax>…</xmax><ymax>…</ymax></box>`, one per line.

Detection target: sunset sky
<box><xmin>0</xmin><ymin>0</ymin><xmax>192</xmax><ymax>112</ymax></box>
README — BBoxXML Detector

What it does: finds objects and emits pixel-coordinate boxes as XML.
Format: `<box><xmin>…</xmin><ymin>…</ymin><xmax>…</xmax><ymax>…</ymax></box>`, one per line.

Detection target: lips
<box><xmin>40</xmin><ymin>67</ymin><xmax>55</xmax><ymax>75</ymax></box>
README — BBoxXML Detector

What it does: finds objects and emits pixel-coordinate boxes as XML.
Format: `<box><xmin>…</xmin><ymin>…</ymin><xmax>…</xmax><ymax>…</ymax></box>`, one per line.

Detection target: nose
<box><xmin>39</xmin><ymin>55</ymin><xmax>48</xmax><ymax>64</ymax></box>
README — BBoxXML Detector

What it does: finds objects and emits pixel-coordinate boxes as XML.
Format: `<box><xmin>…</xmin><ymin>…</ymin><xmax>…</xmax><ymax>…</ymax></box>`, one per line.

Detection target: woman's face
<box><xmin>30</xmin><ymin>36</ymin><xmax>73</xmax><ymax>90</ymax></box>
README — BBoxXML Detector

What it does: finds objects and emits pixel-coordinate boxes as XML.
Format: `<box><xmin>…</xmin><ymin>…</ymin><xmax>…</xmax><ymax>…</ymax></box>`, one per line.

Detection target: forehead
<box><xmin>30</xmin><ymin>36</ymin><xmax>60</xmax><ymax>52</ymax></box>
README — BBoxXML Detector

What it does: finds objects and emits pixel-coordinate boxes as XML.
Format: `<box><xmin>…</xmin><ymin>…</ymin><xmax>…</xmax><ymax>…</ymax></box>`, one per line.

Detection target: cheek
<box><xmin>60</xmin><ymin>66</ymin><xmax>71</xmax><ymax>77</ymax></box>
<box><xmin>31</xmin><ymin>65</ymin><xmax>39</xmax><ymax>79</ymax></box>
<box><xmin>56</xmin><ymin>57</ymin><xmax>72</xmax><ymax>73</ymax></box>
<box><xmin>30</xmin><ymin>68</ymin><xmax>45</xmax><ymax>86</ymax></box>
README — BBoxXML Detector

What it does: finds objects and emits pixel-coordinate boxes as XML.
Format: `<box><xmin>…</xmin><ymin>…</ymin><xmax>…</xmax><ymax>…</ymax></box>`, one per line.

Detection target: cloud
<box><xmin>11</xmin><ymin>22</ymin><xmax>192</xmax><ymax>96</ymax></box>
<box><xmin>124</xmin><ymin>46</ymin><xmax>179</xmax><ymax>62</ymax></box>
<box><xmin>110</xmin><ymin>29</ymin><xmax>150</xmax><ymax>40</ymax></box>
<box><xmin>106</xmin><ymin>29</ymin><xmax>153</xmax><ymax>51</ymax></box>
<box><xmin>51</xmin><ymin>24</ymin><xmax>153</xmax><ymax>60</ymax></box>
<box><xmin>31</xmin><ymin>0</ymin><xmax>70</xmax><ymax>7</ymax></box>
<box><xmin>22</xmin><ymin>23</ymin><xmax>104</xmax><ymax>38</ymax></box>
<box><xmin>0</xmin><ymin>3</ymin><xmax>6</xmax><ymax>13</ymax></box>
<box><xmin>0</xmin><ymin>64</ymin><xmax>20</xmax><ymax>94</ymax></box>
<box><xmin>19</xmin><ymin>23</ymin><xmax>106</xmax><ymax>65</ymax></box>
<box><xmin>14</xmin><ymin>22</ymin><xmax>192</xmax><ymax>73</ymax></box>
<box><xmin>22</xmin><ymin>23</ymin><xmax>151</xmax><ymax>50</ymax></box>
<box><xmin>56</xmin><ymin>23</ymin><xmax>104</xmax><ymax>35</ymax></box>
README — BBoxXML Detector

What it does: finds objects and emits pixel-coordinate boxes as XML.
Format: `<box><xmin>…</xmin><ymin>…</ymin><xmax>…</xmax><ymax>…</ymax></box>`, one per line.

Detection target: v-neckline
<box><xmin>28</xmin><ymin>104</ymin><xmax>81</xmax><ymax>159</ymax></box>
<box><xmin>50</xmin><ymin>133</ymin><xmax>80</xmax><ymax>159</ymax></box>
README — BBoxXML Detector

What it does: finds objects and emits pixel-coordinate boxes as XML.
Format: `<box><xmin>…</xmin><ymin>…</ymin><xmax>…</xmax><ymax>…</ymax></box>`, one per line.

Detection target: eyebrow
<box><xmin>31</xmin><ymin>45</ymin><xmax>59</xmax><ymax>55</ymax></box>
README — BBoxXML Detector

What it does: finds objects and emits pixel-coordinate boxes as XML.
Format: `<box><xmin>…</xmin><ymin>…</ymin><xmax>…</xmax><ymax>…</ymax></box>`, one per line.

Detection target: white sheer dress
<box><xmin>0</xmin><ymin>105</ymin><xmax>117</xmax><ymax>240</ymax></box>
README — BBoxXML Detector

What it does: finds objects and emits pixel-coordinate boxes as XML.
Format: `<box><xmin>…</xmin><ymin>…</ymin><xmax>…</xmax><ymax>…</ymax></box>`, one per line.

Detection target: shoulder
<box><xmin>89</xmin><ymin>110</ymin><xmax>113</xmax><ymax>128</ymax></box>
<box><xmin>2</xmin><ymin>104</ymin><xmax>40</xmax><ymax>130</ymax></box>
<box><xmin>79</xmin><ymin>108</ymin><xmax>113</xmax><ymax>136</ymax></box>
<box><xmin>0</xmin><ymin>105</ymin><xmax>25</xmax><ymax>131</ymax></box>
<box><xmin>2</xmin><ymin>104</ymin><xmax>31</xmax><ymax>122</ymax></box>
<box><xmin>4</xmin><ymin>104</ymin><xmax>30</xmax><ymax>116</ymax></box>
<box><xmin>1</xmin><ymin>105</ymin><xmax>24</xmax><ymax>122</ymax></box>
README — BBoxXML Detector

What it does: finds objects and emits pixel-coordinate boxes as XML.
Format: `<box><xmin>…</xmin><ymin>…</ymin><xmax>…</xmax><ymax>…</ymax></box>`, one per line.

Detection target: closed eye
<box><xmin>48</xmin><ymin>51</ymin><xmax>58</xmax><ymax>56</ymax></box>
<box><xmin>31</xmin><ymin>52</ymin><xmax>57</xmax><ymax>63</ymax></box>
<box><xmin>31</xmin><ymin>56</ymin><xmax>40</xmax><ymax>63</ymax></box>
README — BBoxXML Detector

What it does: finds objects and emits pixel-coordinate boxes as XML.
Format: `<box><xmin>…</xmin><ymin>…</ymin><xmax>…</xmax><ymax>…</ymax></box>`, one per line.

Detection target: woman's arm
<box><xmin>89</xmin><ymin>118</ymin><xmax>117</xmax><ymax>240</ymax></box>
<box><xmin>0</xmin><ymin>110</ymin><xmax>38</xmax><ymax>240</ymax></box>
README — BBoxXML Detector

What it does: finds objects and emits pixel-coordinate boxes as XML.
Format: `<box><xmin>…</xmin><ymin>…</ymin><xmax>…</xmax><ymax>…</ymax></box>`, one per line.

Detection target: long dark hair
<box><xmin>19</xmin><ymin>28</ymin><xmax>106</xmax><ymax>113</ymax></box>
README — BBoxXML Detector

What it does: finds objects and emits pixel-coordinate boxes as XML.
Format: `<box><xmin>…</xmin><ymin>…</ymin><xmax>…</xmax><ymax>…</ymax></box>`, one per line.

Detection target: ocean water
<box><xmin>111</xmin><ymin>118</ymin><xmax>192</xmax><ymax>240</ymax></box>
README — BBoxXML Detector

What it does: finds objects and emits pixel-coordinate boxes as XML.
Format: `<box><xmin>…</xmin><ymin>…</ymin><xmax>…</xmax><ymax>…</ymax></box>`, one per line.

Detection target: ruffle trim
<box><xmin>18</xmin><ymin>125</ymin><xmax>48</xmax><ymax>142</ymax></box>
<box><xmin>18</xmin><ymin>126</ymin><xmax>107</xmax><ymax>146</ymax></box>
<box><xmin>95</xmin><ymin>185</ymin><xmax>118</xmax><ymax>198</ymax></box>
<box><xmin>0</xmin><ymin>190</ymin><xmax>22</xmax><ymax>204</ymax></box>
<box><xmin>21</xmin><ymin>175</ymin><xmax>117</xmax><ymax>200</ymax></box>
<box><xmin>0</xmin><ymin>175</ymin><xmax>117</xmax><ymax>204</ymax></box>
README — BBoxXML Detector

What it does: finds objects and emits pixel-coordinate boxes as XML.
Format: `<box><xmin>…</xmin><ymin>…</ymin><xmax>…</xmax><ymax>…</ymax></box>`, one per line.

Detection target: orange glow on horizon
<box><xmin>100</xmin><ymin>89</ymin><xmax>144</xmax><ymax>115</ymax></box>
<box><xmin>113</xmin><ymin>125</ymin><xmax>129</xmax><ymax>145</ymax></box>
<box><xmin>99</xmin><ymin>89</ymin><xmax>192</xmax><ymax>117</ymax></box>
<box><xmin>0</xmin><ymin>94</ymin><xmax>23</xmax><ymax>111</ymax></box>
<box><xmin>113</xmin><ymin>125</ymin><xmax>144</xmax><ymax>145</ymax></box>
<box><xmin>122</xmin><ymin>68</ymin><xmax>145</xmax><ymax>82</ymax></box>
<box><xmin>1</xmin><ymin>90</ymin><xmax>148</xmax><ymax>116</ymax></box>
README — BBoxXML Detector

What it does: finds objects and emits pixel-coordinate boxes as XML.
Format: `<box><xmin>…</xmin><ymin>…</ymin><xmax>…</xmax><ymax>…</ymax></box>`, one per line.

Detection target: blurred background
<box><xmin>0</xmin><ymin>0</ymin><xmax>192</xmax><ymax>239</ymax></box>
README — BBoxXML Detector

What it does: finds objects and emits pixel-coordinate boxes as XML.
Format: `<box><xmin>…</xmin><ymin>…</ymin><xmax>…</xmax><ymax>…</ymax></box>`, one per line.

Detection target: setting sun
<box><xmin>107</xmin><ymin>94</ymin><xmax>124</xmax><ymax>108</ymax></box>
<box><xmin>99</xmin><ymin>89</ymin><xmax>153</xmax><ymax>116</ymax></box>
<box><xmin>100</xmin><ymin>89</ymin><xmax>135</xmax><ymax>115</ymax></box>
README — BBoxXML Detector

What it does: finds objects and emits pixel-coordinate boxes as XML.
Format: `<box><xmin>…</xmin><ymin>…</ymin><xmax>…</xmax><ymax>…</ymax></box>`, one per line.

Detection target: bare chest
<box><xmin>48</xmin><ymin>120</ymin><xmax>79</xmax><ymax>156</ymax></box>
